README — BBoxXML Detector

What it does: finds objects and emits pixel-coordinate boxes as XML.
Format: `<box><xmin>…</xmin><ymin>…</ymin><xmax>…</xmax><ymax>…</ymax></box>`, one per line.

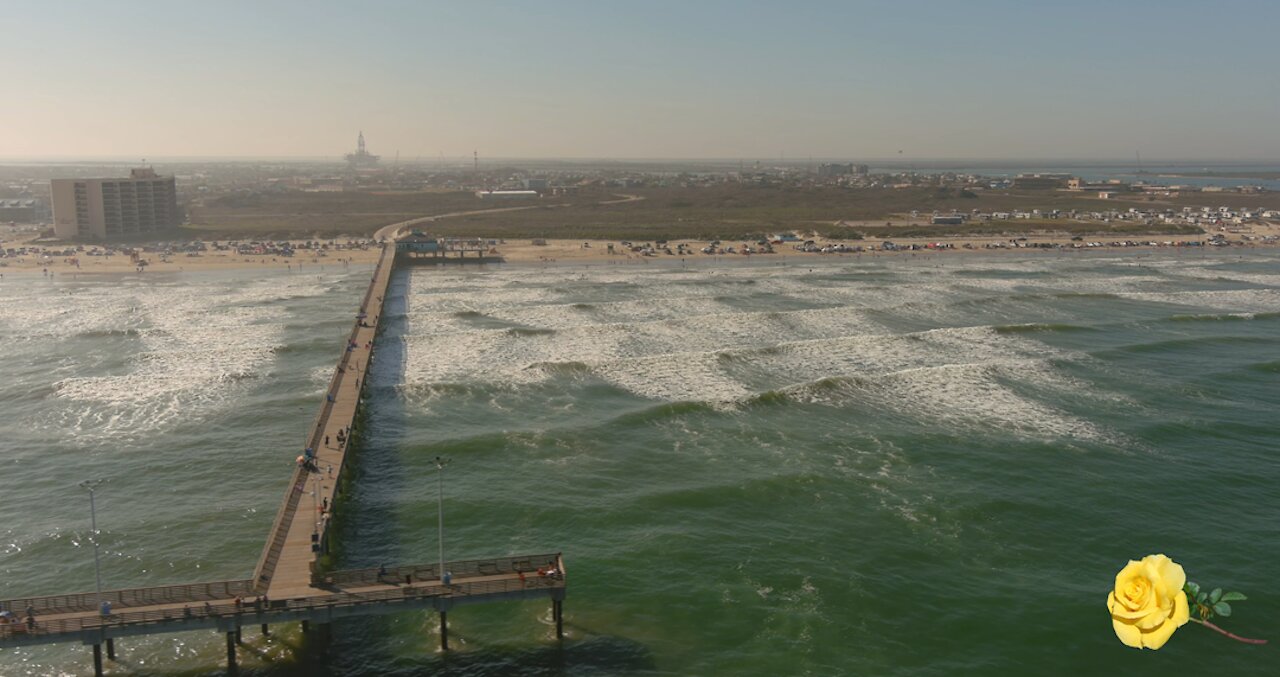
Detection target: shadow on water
<box><xmin>327</xmin><ymin>265</ymin><xmax>415</xmax><ymax>577</ymax></box>
<box><xmin>106</xmin><ymin>631</ymin><xmax>655</xmax><ymax>676</ymax></box>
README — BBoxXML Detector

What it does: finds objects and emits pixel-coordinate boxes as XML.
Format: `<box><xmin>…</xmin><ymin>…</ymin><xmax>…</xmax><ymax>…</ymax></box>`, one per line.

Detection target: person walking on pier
<box><xmin>24</xmin><ymin>605</ymin><xmax>35</xmax><ymax>631</ymax></box>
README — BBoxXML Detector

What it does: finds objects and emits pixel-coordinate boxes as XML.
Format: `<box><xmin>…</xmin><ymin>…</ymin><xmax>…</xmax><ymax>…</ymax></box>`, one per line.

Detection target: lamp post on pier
<box><xmin>434</xmin><ymin>456</ymin><xmax>450</xmax><ymax>583</ymax></box>
<box><xmin>78</xmin><ymin>479</ymin><xmax>106</xmax><ymax>616</ymax></box>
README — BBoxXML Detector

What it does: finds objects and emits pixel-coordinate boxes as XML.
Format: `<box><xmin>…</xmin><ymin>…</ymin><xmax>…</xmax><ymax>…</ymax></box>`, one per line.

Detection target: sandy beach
<box><xmin>2</xmin><ymin>223</ymin><xmax>1276</xmax><ymax>276</ymax></box>
<box><xmin>0</xmin><ymin>239</ymin><xmax>383</xmax><ymax>275</ymax></box>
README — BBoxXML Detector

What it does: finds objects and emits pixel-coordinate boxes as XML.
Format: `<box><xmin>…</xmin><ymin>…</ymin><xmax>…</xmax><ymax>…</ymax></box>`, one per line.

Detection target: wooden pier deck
<box><xmin>0</xmin><ymin>243</ymin><xmax>568</xmax><ymax>674</ymax></box>
<box><xmin>252</xmin><ymin>240</ymin><xmax>395</xmax><ymax>599</ymax></box>
<box><xmin>0</xmin><ymin>554</ymin><xmax>566</xmax><ymax>650</ymax></box>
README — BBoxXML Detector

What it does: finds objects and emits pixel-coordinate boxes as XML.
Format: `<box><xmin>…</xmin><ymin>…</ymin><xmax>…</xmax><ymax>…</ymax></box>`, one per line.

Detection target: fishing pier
<box><xmin>0</xmin><ymin>242</ymin><xmax>564</xmax><ymax>675</ymax></box>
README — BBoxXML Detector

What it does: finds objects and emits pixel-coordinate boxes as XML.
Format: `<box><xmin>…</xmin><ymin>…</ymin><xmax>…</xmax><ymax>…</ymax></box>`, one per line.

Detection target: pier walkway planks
<box><xmin>252</xmin><ymin>241</ymin><xmax>395</xmax><ymax>598</ymax></box>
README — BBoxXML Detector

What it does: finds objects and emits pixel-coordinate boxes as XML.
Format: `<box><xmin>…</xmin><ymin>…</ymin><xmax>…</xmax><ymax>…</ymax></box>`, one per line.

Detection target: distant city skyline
<box><xmin>4</xmin><ymin>0</ymin><xmax>1279</xmax><ymax>160</ymax></box>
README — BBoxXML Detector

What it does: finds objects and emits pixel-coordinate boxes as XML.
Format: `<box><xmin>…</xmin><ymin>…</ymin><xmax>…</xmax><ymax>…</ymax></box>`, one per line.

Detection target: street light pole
<box><xmin>434</xmin><ymin>456</ymin><xmax>449</xmax><ymax>582</ymax></box>
<box><xmin>79</xmin><ymin>480</ymin><xmax>105</xmax><ymax>615</ymax></box>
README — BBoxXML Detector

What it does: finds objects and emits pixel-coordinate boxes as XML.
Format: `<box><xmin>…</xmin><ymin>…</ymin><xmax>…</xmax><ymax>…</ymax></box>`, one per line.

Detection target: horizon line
<box><xmin>3</xmin><ymin>155</ymin><xmax>1280</xmax><ymax>166</ymax></box>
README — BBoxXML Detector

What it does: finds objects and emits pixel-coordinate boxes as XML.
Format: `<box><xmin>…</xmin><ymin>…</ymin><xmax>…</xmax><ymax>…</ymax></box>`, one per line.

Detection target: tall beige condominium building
<box><xmin>51</xmin><ymin>168</ymin><xmax>180</xmax><ymax>240</ymax></box>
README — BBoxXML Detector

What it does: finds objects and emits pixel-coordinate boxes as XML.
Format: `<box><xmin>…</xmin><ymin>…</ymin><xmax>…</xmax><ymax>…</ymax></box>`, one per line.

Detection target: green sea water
<box><xmin>1</xmin><ymin>251</ymin><xmax>1277</xmax><ymax>675</ymax></box>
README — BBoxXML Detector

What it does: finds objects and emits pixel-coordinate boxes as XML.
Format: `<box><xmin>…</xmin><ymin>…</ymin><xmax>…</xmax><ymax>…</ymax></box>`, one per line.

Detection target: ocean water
<box><xmin>0</xmin><ymin>251</ymin><xmax>1277</xmax><ymax>676</ymax></box>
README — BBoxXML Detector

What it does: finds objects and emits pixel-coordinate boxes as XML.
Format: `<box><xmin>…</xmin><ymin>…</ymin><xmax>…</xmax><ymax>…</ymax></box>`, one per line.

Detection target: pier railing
<box><xmin>0</xmin><ymin>579</ymin><xmax>254</xmax><ymax>616</ymax></box>
<box><xmin>1</xmin><ymin>564</ymin><xmax>563</xmax><ymax>642</ymax></box>
<box><xmin>313</xmin><ymin>553</ymin><xmax>563</xmax><ymax>587</ymax></box>
<box><xmin>251</xmin><ymin>244</ymin><xmax>393</xmax><ymax>592</ymax></box>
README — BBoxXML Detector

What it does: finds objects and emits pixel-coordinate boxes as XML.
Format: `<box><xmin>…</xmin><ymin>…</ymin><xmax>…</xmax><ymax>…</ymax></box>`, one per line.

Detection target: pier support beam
<box><xmin>554</xmin><ymin>599</ymin><xmax>564</xmax><ymax>640</ymax></box>
<box><xmin>262</xmin><ymin>623</ymin><xmax>270</xmax><ymax>637</ymax></box>
<box><xmin>235</xmin><ymin>626</ymin><xmax>242</xmax><ymax>644</ymax></box>
<box><xmin>440</xmin><ymin>611</ymin><xmax>449</xmax><ymax>651</ymax></box>
<box><xmin>226</xmin><ymin>631</ymin><xmax>238</xmax><ymax>673</ymax></box>
<box><xmin>106</xmin><ymin>637</ymin><xmax>116</xmax><ymax>660</ymax></box>
<box><xmin>301</xmin><ymin>619</ymin><xmax>310</xmax><ymax>633</ymax></box>
<box><xmin>92</xmin><ymin>644</ymin><xmax>103</xmax><ymax>677</ymax></box>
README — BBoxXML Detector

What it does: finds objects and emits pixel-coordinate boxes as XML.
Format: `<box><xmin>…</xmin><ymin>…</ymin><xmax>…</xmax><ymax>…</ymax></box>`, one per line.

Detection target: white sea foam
<box><xmin>0</xmin><ymin>286</ymin><xmax>146</xmax><ymax>339</ymax></box>
<box><xmin>401</xmin><ymin>304</ymin><xmax>891</xmax><ymax>387</ymax></box>
<box><xmin>403</xmin><ymin>291</ymin><xmax>1102</xmax><ymax>437</ymax></box>
<box><xmin>41</xmin><ymin>275</ymin><xmax>336</xmax><ymax>439</ymax></box>
<box><xmin>1162</xmin><ymin>266</ymin><xmax>1280</xmax><ymax>287</ymax></box>
<box><xmin>396</xmin><ymin>261</ymin><xmax>1153</xmax><ymax>439</ymax></box>
<box><xmin>1120</xmin><ymin>288</ymin><xmax>1280</xmax><ymax>313</ymax></box>
<box><xmin>778</xmin><ymin>360</ymin><xmax>1106</xmax><ymax>440</ymax></box>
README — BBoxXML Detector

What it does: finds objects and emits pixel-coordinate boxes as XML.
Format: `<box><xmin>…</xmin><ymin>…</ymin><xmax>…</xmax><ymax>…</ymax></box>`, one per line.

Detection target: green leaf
<box><xmin>1196</xmin><ymin>591</ymin><xmax>1208</xmax><ymax>603</ymax></box>
<box><xmin>1185</xmin><ymin>582</ymin><xmax>1201</xmax><ymax>598</ymax></box>
<box><xmin>1210</xmin><ymin>588</ymin><xmax>1223</xmax><ymax>604</ymax></box>
<box><xmin>1220</xmin><ymin>592</ymin><xmax>1247</xmax><ymax>602</ymax></box>
<box><xmin>1213</xmin><ymin>601</ymin><xmax>1232</xmax><ymax>617</ymax></box>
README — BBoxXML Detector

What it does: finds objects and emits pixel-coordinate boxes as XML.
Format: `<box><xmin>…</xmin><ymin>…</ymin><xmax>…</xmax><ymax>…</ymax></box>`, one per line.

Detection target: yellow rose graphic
<box><xmin>1107</xmin><ymin>554</ymin><xmax>1191</xmax><ymax>649</ymax></box>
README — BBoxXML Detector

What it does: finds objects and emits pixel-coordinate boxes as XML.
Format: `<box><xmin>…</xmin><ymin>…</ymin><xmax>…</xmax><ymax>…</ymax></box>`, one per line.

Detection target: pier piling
<box><xmin>440</xmin><ymin>611</ymin><xmax>449</xmax><ymax>651</ymax></box>
<box><xmin>226</xmin><ymin>631</ymin><xmax>237</xmax><ymax>672</ymax></box>
<box><xmin>105</xmin><ymin>637</ymin><xmax>115</xmax><ymax>660</ymax></box>
<box><xmin>92</xmin><ymin>644</ymin><xmax>103</xmax><ymax>677</ymax></box>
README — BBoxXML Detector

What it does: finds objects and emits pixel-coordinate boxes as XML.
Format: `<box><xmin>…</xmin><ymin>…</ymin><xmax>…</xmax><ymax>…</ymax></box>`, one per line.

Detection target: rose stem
<box><xmin>1189</xmin><ymin>618</ymin><xmax>1269</xmax><ymax>645</ymax></box>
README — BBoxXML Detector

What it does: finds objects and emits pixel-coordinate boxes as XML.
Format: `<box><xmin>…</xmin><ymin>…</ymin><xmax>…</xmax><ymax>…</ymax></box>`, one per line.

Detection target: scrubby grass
<box><xmin>185</xmin><ymin>184</ymin><xmax>1223</xmax><ymax>240</ymax></box>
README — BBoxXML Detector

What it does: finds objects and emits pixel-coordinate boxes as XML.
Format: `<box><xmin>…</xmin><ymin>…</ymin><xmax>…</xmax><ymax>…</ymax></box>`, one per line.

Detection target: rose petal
<box><xmin>1113</xmin><ymin>560</ymin><xmax>1144</xmax><ymax>597</ymax></box>
<box><xmin>1140</xmin><ymin>615</ymin><xmax>1179</xmax><ymax>649</ymax></box>
<box><xmin>1152</xmin><ymin>555</ymin><xmax>1186</xmax><ymax>597</ymax></box>
<box><xmin>1109</xmin><ymin>593</ymin><xmax>1155</xmax><ymax>620</ymax></box>
<box><xmin>1112</xmin><ymin>617</ymin><xmax>1143</xmax><ymax>648</ymax></box>
<box><xmin>1135</xmin><ymin>605</ymin><xmax>1171</xmax><ymax>630</ymax></box>
<box><xmin>1117</xmin><ymin>576</ymin><xmax>1155</xmax><ymax>613</ymax></box>
<box><xmin>1171</xmin><ymin>588</ymin><xmax>1190</xmax><ymax>627</ymax></box>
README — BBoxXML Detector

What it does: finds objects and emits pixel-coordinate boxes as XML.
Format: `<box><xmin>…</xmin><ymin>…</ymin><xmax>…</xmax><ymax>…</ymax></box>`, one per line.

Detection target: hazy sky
<box><xmin>4</xmin><ymin>0</ymin><xmax>1278</xmax><ymax>160</ymax></box>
